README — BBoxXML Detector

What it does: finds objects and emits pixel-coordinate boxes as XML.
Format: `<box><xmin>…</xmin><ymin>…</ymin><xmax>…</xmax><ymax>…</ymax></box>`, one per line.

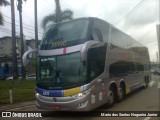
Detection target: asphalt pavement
<box><xmin>0</xmin><ymin>101</ymin><xmax>35</xmax><ymax>111</ymax></box>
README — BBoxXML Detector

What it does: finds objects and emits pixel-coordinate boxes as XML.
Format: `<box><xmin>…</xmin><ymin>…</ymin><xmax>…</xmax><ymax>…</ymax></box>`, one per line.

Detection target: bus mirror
<box><xmin>80</xmin><ymin>41</ymin><xmax>99</xmax><ymax>61</ymax></box>
<box><xmin>22</xmin><ymin>49</ymin><xmax>38</xmax><ymax>67</ymax></box>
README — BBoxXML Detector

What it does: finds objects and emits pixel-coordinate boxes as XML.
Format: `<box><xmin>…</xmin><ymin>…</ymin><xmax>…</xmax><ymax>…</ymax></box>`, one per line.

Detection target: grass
<box><xmin>0</xmin><ymin>80</ymin><xmax>36</xmax><ymax>105</ymax></box>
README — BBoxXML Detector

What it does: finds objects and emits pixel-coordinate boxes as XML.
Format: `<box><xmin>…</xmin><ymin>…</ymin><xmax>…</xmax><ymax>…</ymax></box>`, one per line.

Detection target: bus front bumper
<box><xmin>35</xmin><ymin>92</ymin><xmax>92</xmax><ymax>111</ymax></box>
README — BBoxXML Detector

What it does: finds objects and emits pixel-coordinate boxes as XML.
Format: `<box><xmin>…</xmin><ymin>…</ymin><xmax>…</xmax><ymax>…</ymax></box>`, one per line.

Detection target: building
<box><xmin>0</xmin><ymin>36</ymin><xmax>20</xmax><ymax>57</ymax></box>
<box><xmin>25</xmin><ymin>39</ymin><xmax>41</xmax><ymax>50</ymax></box>
<box><xmin>0</xmin><ymin>36</ymin><xmax>42</xmax><ymax>76</ymax></box>
<box><xmin>0</xmin><ymin>36</ymin><xmax>41</xmax><ymax>58</ymax></box>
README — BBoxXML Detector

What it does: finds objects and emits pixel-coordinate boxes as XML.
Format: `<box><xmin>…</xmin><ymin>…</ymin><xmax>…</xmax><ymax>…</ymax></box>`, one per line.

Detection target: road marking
<box><xmin>143</xmin><ymin>117</ymin><xmax>151</xmax><ymax>120</ymax></box>
<box><xmin>158</xmin><ymin>82</ymin><xmax>160</xmax><ymax>89</ymax></box>
<box><xmin>148</xmin><ymin>81</ymin><xmax>155</xmax><ymax>87</ymax></box>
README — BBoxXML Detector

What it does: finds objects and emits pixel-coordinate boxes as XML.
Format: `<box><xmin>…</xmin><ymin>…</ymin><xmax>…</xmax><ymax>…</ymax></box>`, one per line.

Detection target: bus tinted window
<box><xmin>111</xmin><ymin>27</ymin><xmax>128</xmax><ymax>49</ymax></box>
<box><xmin>109</xmin><ymin>61</ymin><xmax>136</xmax><ymax>77</ymax></box>
<box><xmin>41</xmin><ymin>19</ymin><xmax>89</xmax><ymax>49</ymax></box>
<box><xmin>93</xmin><ymin>19</ymin><xmax>109</xmax><ymax>42</ymax></box>
<box><xmin>38</xmin><ymin>52</ymin><xmax>87</xmax><ymax>89</ymax></box>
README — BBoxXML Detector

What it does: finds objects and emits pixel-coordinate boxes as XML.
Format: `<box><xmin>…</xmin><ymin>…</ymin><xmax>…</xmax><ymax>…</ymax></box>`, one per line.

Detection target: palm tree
<box><xmin>0</xmin><ymin>0</ymin><xmax>10</xmax><ymax>25</ymax></box>
<box><xmin>41</xmin><ymin>0</ymin><xmax>73</xmax><ymax>30</ymax></box>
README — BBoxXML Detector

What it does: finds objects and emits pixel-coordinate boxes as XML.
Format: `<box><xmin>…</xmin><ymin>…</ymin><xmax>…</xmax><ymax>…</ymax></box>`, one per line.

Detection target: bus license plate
<box><xmin>52</xmin><ymin>105</ymin><xmax>61</xmax><ymax>110</ymax></box>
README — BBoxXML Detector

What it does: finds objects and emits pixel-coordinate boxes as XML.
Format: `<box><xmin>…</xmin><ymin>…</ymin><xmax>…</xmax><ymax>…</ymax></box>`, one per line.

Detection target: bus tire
<box><xmin>117</xmin><ymin>85</ymin><xmax>125</xmax><ymax>102</ymax></box>
<box><xmin>106</xmin><ymin>87</ymin><xmax>115</xmax><ymax>107</ymax></box>
<box><xmin>144</xmin><ymin>78</ymin><xmax>148</xmax><ymax>88</ymax></box>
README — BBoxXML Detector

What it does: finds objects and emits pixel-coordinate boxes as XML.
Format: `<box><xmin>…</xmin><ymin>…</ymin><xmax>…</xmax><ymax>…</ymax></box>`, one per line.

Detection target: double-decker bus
<box><xmin>23</xmin><ymin>17</ymin><xmax>151</xmax><ymax>111</ymax></box>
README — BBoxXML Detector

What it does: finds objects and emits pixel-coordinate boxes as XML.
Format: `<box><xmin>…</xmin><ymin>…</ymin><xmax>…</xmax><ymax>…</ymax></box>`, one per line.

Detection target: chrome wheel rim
<box><xmin>119</xmin><ymin>88</ymin><xmax>123</xmax><ymax>100</ymax></box>
<box><xmin>108</xmin><ymin>90</ymin><xmax>114</xmax><ymax>104</ymax></box>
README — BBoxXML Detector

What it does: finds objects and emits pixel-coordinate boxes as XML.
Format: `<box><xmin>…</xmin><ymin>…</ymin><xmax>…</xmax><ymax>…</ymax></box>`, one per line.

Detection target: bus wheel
<box><xmin>144</xmin><ymin>78</ymin><xmax>148</xmax><ymax>88</ymax></box>
<box><xmin>107</xmin><ymin>87</ymin><xmax>115</xmax><ymax>107</ymax></box>
<box><xmin>118</xmin><ymin>85</ymin><xmax>125</xmax><ymax>102</ymax></box>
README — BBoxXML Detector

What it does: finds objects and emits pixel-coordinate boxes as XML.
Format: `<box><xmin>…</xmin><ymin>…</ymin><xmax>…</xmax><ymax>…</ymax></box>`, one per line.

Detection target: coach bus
<box><xmin>23</xmin><ymin>17</ymin><xmax>151</xmax><ymax>111</ymax></box>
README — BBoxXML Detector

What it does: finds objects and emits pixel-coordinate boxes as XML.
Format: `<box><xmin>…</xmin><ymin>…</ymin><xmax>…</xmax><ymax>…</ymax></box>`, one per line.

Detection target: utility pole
<box><xmin>17</xmin><ymin>0</ymin><xmax>26</xmax><ymax>80</ymax></box>
<box><xmin>34</xmin><ymin>0</ymin><xmax>38</xmax><ymax>49</ymax></box>
<box><xmin>34</xmin><ymin>0</ymin><xmax>38</xmax><ymax>79</ymax></box>
<box><xmin>11</xmin><ymin>0</ymin><xmax>18</xmax><ymax>80</ymax></box>
<box><xmin>156</xmin><ymin>25</ymin><xmax>160</xmax><ymax>69</ymax></box>
<box><xmin>55</xmin><ymin>0</ymin><xmax>61</xmax><ymax>22</ymax></box>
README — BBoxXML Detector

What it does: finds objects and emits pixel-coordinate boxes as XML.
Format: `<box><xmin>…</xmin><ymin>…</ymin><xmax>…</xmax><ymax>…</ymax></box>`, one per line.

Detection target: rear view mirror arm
<box><xmin>22</xmin><ymin>49</ymin><xmax>38</xmax><ymax>67</ymax></box>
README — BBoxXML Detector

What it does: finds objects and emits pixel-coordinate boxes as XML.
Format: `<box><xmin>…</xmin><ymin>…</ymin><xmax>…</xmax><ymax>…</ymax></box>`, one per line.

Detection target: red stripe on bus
<box><xmin>63</xmin><ymin>48</ymin><xmax>67</xmax><ymax>54</ymax></box>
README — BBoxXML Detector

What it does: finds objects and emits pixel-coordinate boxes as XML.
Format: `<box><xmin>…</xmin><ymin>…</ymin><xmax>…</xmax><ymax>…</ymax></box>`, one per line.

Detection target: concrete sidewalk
<box><xmin>0</xmin><ymin>101</ymin><xmax>35</xmax><ymax>111</ymax></box>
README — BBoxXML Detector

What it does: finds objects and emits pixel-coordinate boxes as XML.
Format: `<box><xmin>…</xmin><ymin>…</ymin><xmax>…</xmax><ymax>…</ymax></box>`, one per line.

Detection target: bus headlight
<box><xmin>72</xmin><ymin>89</ymin><xmax>91</xmax><ymax>99</ymax></box>
<box><xmin>35</xmin><ymin>92</ymin><xmax>40</xmax><ymax>97</ymax></box>
<box><xmin>78</xmin><ymin>93</ymin><xmax>83</xmax><ymax>97</ymax></box>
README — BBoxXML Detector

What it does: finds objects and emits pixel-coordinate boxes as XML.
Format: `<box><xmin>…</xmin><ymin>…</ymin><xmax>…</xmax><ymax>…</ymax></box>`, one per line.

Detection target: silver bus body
<box><xmin>23</xmin><ymin>17</ymin><xmax>151</xmax><ymax>111</ymax></box>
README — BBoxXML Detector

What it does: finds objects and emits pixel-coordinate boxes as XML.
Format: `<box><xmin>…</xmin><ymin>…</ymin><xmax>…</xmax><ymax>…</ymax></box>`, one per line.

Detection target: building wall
<box><xmin>0</xmin><ymin>37</ymin><xmax>20</xmax><ymax>57</ymax></box>
<box><xmin>0</xmin><ymin>36</ymin><xmax>41</xmax><ymax>58</ymax></box>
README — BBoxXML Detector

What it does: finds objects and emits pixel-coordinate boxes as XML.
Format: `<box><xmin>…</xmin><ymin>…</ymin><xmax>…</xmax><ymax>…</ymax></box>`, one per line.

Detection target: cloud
<box><xmin>125</xmin><ymin>0</ymin><xmax>158</xmax><ymax>26</ymax></box>
<box><xmin>0</xmin><ymin>0</ymin><xmax>158</xmax><ymax>61</ymax></box>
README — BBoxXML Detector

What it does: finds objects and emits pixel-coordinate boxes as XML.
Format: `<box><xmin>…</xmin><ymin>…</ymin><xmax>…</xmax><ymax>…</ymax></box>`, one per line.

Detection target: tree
<box><xmin>17</xmin><ymin>0</ymin><xmax>26</xmax><ymax>80</ymax></box>
<box><xmin>11</xmin><ymin>0</ymin><xmax>18</xmax><ymax>80</ymax></box>
<box><xmin>0</xmin><ymin>0</ymin><xmax>10</xmax><ymax>25</ymax></box>
<box><xmin>41</xmin><ymin>0</ymin><xmax>73</xmax><ymax>30</ymax></box>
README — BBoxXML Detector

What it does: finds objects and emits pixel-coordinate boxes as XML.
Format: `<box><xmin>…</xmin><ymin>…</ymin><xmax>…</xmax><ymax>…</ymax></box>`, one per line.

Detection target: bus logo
<box><xmin>51</xmin><ymin>41</ymin><xmax>66</xmax><ymax>48</ymax></box>
<box><xmin>53</xmin><ymin>97</ymin><xmax>57</xmax><ymax>102</ymax></box>
<box><xmin>43</xmin><ymin>91</ymin><xmax>49</xmax><ymax>96</ymax></box>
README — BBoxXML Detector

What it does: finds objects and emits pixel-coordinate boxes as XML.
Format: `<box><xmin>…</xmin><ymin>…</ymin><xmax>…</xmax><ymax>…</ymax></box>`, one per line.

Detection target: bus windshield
<box><xmin>37</xmin><ymin>52</ymin><xmax>87</xmax><ymax>89</ymax></box>
<box><xmin>41</xmin><ymin>19</ymin><xmax>89</xmax><ymax>50</ymax></box>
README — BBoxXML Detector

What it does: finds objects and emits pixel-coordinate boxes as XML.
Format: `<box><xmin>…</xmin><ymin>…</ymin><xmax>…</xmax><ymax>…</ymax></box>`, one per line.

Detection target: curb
<box><xmin>0</xmin><ymin>101</ymin><xmax>35</xmax><ymax>111</ymax></box>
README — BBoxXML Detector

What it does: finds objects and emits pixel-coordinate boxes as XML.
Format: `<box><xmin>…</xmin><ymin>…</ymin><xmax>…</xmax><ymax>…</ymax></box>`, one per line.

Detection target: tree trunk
<box><xmin>11</xmin><ymin>0</ymin><xmax>18</xmax><ymax>80</ymax></box>
<box><xmin>18</xmin><ymin>0</ymin><xmax>26</xmax><ymax>80</ymax></box>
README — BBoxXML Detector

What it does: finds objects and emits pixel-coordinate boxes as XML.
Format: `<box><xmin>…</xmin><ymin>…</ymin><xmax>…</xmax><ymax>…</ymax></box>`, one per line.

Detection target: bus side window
<box><xmin>109</xmin><ymin>61</ymin><xmax>136</xmax><ymax>77</ymax></box>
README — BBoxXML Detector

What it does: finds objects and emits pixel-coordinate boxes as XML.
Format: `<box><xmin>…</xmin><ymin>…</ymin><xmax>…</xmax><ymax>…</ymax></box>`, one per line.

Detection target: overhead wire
<box><xmin>40</xmin><ymin>0</ymin><xmax>54</xmax><ymax>11</ymax></box>
<box><xmin>111</xmin><ymin>0</ymin><xmax>157</xmax><ymax>46</ymax></box>
<box><xmin>108</xmin><ymin>0</ymin><xmax>141</xmax><ymax>22</ymax></box>
<box><xmin>3</xmin><ymin>20</ymin><xmax>44</xmax><ymax>38</ymax></box>
<box><xmin>0</xmin><ymin>26</ymin><xmax>42</xmax><ymax>39</ymax></box>
<box><xmin>3</xmin><ymin>14</ymin><xmax>33</xmax><ymax>28</ymax></box>
<box><xmin>60</xmin><ymin>0</ymin><xmax>82</xmax><ymax>18</ymax></box>
<box><xmin>112</xmin><ymin>0</ymin><xmax>146</xmax><ymax>25</ymax></box>
<box><xmin>139</xmin><ymin>26</ymin><xmax>156</xmax><ymax>41</ymax></box>
<box><xmin>2</xmin><ymin>15</ymin><xmax>44</xmax><ymax>40</ymax></box>
<box><xmin>3</xmin><ymin>15</ymin><xmax>44</xmax><ymax>34</ymax></box>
